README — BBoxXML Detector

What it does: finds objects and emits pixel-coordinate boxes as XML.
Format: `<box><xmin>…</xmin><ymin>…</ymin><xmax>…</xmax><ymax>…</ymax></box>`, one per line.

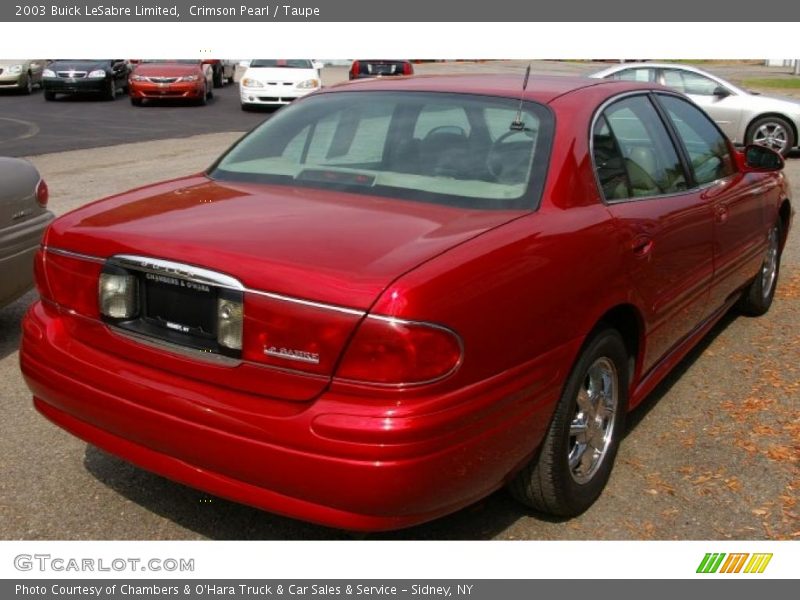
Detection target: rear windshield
<box><xmin>250</xmin><ymin>59</ymin><xmax>314</xmax><ymax>69</ymax></box>
<box><xmin>210</xmin><ymin>91</ymin><xmax>553</xmax><ymax>210</ymax></box>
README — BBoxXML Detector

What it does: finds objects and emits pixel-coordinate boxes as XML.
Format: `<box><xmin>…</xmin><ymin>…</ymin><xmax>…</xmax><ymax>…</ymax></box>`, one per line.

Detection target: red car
<box><xmin>128</xmin><ymin>60</ymin><xmax>213</xmax><ymax>106</ymax></box>
<box><xmin>21</xmin><ymin>75</ymin><xmax>792</xmax><ymax>531</ymax></box>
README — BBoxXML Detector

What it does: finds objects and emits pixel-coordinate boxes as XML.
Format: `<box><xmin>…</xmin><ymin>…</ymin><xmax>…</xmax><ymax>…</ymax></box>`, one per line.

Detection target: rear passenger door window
<box><xmin>662</xmin><ymin>69</ymin><xmax>719</xmax><ymax>96</ymax></box>
<box><xmin>656</xmin><ymin>94</ymin><xmax>735</xmax><ymax>185</ymax></box>
<box><xmin>610</xmin><ymin>68</ymin><xmax>656</xmax><ymax>83</ymax></box>
<box><xmin>594</xmin><ymin>95</ymin><xmax>687</xmax><ymax>200</ymax></box>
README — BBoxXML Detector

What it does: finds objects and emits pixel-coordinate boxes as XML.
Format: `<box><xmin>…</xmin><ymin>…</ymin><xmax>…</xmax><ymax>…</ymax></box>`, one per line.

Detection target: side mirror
<box><xmin>712</xmin><ymin>86</ymin><xmax>731</xmax><ymax>98</ymax></box>
<box><xmin>312</xmin><ymin>60</ymin><xmax>323</xmax><ymax>70</ymax></box>
<box><xmin>744</xmin><ymin>144</ymin><xmax>784</xmax><ymax>171</ymax></box>
<box><xmin>238</xmin><ymin>60</ymin><xmax>250</xmax><ymax>67</ymax></box>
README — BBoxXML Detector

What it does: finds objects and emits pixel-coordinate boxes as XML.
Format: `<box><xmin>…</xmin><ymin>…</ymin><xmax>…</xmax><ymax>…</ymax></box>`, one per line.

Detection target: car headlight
<box><xmin>241</xmin><ymin>78</ymin><xmax>262</xmax><ymax>88</ymax></box>
<box><xmin>88</xmin><ymin>69</ymin><xmax>107</xmax><ymax>79</ymax></box>
<box><xmin>42</xmin><ymin>68</ymin><xmax>55</xmax><ymax>77</ymax></box>
<box><xmin>8</xmin><ymin>64</ymin><xmax>23</xmax><ymax>74</ymax></box>
<box><xmin>98</xmin><ymin>272</ymin><xmax>139</xmax><ymax>320</ymax></box>
<box><xmin>296</xmin><ymin>78</ymin><xmax>320</xmax><ymax>90</ymax></box>
<box><xmin>180</xmin><ymin>75</ymin><xmax>198</xmax><ymax>82</ymax></box>
<box><xmin>130</xmin><ymin>74</ymin><xmax>146</xmax><ymax>82</ymax></box>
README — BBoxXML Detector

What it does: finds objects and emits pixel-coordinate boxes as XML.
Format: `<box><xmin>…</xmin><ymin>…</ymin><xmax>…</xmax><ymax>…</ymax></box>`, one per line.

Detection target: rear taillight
<box><xmin>36</xmin><ymin>179</ymin><xmax>48</xmax><ymax>207</ymax></box>
<box><xmin>336</xmin><ymin>316</ymin><xmax>462</xmax><ymax>385</ymax></box>
<box><xmin>402</xmin><ymin>62</ymin><xmax>413</xmax><ymax>76</ymax></box>
<box><xmin>350</xmin><ymin>61</ymin><xmax>360</xmax><ymax>78</ymax></box>
<box><xmin>39</xmin><ymin>250</ymin><xmax>102</xmax><ymax>318</ymax></box>
<box><xmin>242</xmin><ymin>293</ymin><xmax>361</xmax><ymax>376</ymax></box>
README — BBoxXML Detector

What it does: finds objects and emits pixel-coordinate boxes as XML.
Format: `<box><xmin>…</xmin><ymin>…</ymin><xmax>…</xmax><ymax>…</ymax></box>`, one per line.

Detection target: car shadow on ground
<box><xmin>0</xmin><ymin>290</ymin><xmax>36</xmax><ymax>363</ymax></box>
<box><xmin>81</xmin><ymin>306</ymin><xmax>744</xmax><ymax>541</ymax></box>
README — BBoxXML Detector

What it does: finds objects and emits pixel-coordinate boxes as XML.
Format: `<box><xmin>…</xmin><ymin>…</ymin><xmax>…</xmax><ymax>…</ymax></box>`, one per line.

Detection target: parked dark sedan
<box><xmin>0</xmin><ymin>158</ymin><xmax>53</xmax><ymax>308</ymax></box>
<box><xmin>42</xmin><ymin>60</ymin><xmax>129</xmax><ymax>101</ymax></box>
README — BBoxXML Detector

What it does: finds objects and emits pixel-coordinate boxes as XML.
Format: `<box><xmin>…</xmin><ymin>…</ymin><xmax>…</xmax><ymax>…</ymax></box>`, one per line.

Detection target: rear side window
<box><xmin>657</xmin><ymin>94</ymin><xmax>735</xmax><ymax>185</ymax></box>
<box><xmin>594</xmin><ymin>95</ymin><xmax>687</xmax><ymax>200</ymax></box>
<box><xmin>662</xmin><ymin>69</ymin><xmax>720</xmax><ymax>96</ymax></box>
<box><xmin>610</xmin><ymin>68</ymin><xmax>656</xmax><ymax>83</ymax></box>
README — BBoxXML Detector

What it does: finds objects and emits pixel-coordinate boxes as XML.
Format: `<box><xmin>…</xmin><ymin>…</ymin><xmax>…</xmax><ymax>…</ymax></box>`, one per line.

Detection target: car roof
<box><xmin>589</xmin><ymin>62</ymin><xmax>717</xmax><ymax>77</ymax></box>
<box><xmin>322</xmin><ymin>74</ymin><xmax>667</xmax><ymax>104</ymax></box>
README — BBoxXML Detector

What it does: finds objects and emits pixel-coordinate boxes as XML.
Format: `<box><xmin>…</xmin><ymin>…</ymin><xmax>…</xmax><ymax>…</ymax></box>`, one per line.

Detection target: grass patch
<box><xmin>741</xmin><ymin>77</ymin><xmax>800</xmax><ymax>89</ymax></box>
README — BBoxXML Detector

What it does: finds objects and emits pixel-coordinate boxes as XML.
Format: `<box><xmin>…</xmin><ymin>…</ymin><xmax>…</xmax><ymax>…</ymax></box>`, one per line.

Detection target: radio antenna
<box><xmin>510</xmin><ymin>64</ymin><xmax>531</xmax><ymax>131</ymax></box>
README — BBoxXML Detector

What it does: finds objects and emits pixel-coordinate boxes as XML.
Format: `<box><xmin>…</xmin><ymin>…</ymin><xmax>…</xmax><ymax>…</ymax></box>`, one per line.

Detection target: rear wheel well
<box><xmin>593</xmin><ymin>305</ymin><xmax>643</xmax><ymax>388</ymax></box>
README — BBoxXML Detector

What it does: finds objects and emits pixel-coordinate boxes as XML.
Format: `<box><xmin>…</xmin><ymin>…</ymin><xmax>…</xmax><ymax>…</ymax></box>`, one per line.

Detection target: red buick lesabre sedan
<box><xmin>21</xmin><ymin>75</ymin><xmax>792</xmax><ymax>531</ymax></box>
<box><xmin>128</xmin><ymin>60</ymin><xmax>213</xmax><ymax>106</ymax></box>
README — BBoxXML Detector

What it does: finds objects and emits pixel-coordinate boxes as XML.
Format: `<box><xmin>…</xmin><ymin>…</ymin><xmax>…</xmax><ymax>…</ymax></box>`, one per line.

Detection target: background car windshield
<box><xmin>211</xmin><ymin>91</ymin><xmax>553</xmax><ymax>210</ymax></box>
<box><xmin>250</xmin><ymin>59</ymin><xmax>314</xmax><ymax>69</ymax></box>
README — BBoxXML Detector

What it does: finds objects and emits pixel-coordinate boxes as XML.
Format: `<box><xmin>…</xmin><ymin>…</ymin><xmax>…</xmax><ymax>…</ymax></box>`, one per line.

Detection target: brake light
<box><xmin>39</xmin><ymin>249</ymin><xmax>102</xmax><ymax>318</ymax></box>
<box><xmin>36</xmin><ymin>179</ymin><xmax>48</xmax><ymax>207</ymax></box>
<box><xmin>402</xmin><ymin>62</ymin><xmax>413</xmax><ymax>76</ymax></box>
<box><xmin>242</xmin><ymin>293</ymin><xmax>361</xmax><ymax>376</ymax></box>
<box><xmin>350</xmin><ymin>61</ymin><xmax>360</xmax><ymax>78</ymax></box>
<box><xmin>336</xmin><ymin>316</ymin><xmax>462</xmax><ymax>385</ymax></box>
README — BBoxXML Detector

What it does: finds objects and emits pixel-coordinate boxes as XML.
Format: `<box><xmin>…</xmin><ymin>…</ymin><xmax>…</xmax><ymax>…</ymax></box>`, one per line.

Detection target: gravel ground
<box><xmin>0</xmin><ymin>88</ymin><xmax>798</xmax><ymax>541</ymax></box>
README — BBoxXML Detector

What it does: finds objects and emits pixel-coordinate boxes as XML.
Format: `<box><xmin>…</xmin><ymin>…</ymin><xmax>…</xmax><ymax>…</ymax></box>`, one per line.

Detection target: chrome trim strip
<box><xmin>112</xmin><ymin>254</ymin><xmax>245</xmax><ymax>291</ymax></box>
<box><xmin>44</xmin><ymin>246</ymin><xmax>105</xmax><ymax>264</ymax></box>
<box><xmin>43</xmin><ymin>247</ymin><xmax>366</xmax><ymax>316</ymax></box>
<box><xmin>246</xmin><ymin>288</ymin><xmax>365</xmax><ymax>316</ymax></box>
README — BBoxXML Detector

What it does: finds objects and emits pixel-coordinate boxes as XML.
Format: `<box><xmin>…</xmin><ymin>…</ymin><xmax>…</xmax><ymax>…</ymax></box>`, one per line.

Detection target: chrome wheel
<box><xmin>753</xmin><ymin>122</ymin><xmax>789</xmax><ymax>154</ymax></box>
<box><xmin>568</xmin><ymin>357</ymin><xmax>618</xmax><ymax>484</ymax></box>
<box><xmin>761</xmin><ymin>226</ymin><xmax>779</xmax><ymax>301</ymax></box>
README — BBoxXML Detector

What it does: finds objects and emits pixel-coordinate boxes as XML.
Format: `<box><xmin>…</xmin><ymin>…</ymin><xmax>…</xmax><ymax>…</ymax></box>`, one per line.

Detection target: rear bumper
<box><xmin>21</xmin><ymin>300</ymin><xmax>568</xmax><ymax>531</ymax></box>
<box><xmin>0</xmin><ymin>212</ymin><xmax>53</xmax><ymax>306</ymax></box>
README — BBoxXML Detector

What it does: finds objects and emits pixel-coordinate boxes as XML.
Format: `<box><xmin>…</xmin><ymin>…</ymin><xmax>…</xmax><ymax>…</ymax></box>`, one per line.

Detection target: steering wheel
<box><xmin>486</xmin><ymin>129</ymin><xmax>535</xmax><ymax>182</ymax></box>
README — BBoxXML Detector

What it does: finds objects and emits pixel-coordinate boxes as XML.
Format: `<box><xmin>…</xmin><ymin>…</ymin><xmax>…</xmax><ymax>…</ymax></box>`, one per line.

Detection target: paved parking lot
<box><xmin>1</xmin><ymin>61</ymin><xmax>798</xmax><ymax>540</ymax></box>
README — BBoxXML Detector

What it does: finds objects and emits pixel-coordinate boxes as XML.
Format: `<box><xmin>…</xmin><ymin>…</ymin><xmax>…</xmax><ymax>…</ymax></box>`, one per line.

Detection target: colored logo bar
<box><xmin>697</xmin><ymin>553</ymin><xmax>772</xmax><ymax>573</ymax></box>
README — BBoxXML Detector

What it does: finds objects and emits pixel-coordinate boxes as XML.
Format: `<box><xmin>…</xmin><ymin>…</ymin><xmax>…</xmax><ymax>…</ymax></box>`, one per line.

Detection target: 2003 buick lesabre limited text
<box><xmin>21</xmin><ymin>74</ymin><xmax>793</xmax><ymax>531</ymax></box>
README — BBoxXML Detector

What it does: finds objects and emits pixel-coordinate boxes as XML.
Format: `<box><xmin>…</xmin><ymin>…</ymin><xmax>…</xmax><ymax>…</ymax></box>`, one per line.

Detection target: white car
<box><xmin>239</xmin><ymin>59</ymin><xmax>321</xmax><ymax>110</ymax></box>
<box><xmin>589</xmin><ymin>63</ymin><xmax>800</xmax><ymax>156</ymax></box>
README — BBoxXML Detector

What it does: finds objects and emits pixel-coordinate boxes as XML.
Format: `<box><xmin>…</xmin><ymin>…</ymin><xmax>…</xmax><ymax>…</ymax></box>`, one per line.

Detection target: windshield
<box><xmin>210</xmin><ymin>91</ymin><xmax>553</xmax><ymax>210</ymax></box>
<box><xmin>250</xmin><ymin>59</ymin><xmax>314</xmax><ymax>69</ymax></box>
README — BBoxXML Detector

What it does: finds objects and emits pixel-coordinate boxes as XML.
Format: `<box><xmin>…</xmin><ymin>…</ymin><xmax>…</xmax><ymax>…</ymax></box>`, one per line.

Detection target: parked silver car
<box><xmin>589</xmin><ymin>63</ymin><xmax>800</xmax><ymax>156</ymax></box>
<box><xmin>0</xmin><ymin>158</ymin><xmax>54</xmax><ymax>308</ymax></box>
<box><xmin>0</xmin><ymin>60</ymin><xmax>47</xmax><ymax>94</ymax></box>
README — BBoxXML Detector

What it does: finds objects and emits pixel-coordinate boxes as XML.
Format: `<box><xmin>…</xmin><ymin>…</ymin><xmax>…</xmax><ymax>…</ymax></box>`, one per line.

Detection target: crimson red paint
<box><xmin>21</xmin><ymin>75</ymin><xmax>793</xmax><ymax>530</ymax></box>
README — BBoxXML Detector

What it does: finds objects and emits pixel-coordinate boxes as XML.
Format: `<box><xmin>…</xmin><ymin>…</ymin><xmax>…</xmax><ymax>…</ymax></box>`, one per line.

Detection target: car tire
<box><xmin>198</xmin><ymin>83</ymin><xmax>208</xmax><ymax>106</ymax></box>
<box><xmin>240</xmin><ymin>103</ymin><xmax>252</xmax><ymax>111</ymax></box>
<box><xmin>44</xmin><ymin>90</ymin><xmax>55</xmax><ymax>101</ymax></box>
<box><xmin>213</xmin><ymin>65</ymin><xmax>224</xmax><ymax>88</ymax></box>
<box><xmin>738</xmin><ymin>221</ymin><xmax>783</xmax><ymax>316</ymax></box>
<box><xmin>105</xmin><ymin>78</ymin><xmax>116</xmax><ymax>101</ymax></box>
<box><xmin>130</xmin><ymin>97</ymin><xmax>143</xmax><ymax>106</ymax></box>
<box><xmin>508</xmin><ymin>328</ymin><xmax>629</xmax><ymax>517</ymax></box>
<box><xmin>22</xmin><ymin>73</ymin><xmax>33</xmax><ymax>95</ymax></box>
<box><xmin>746</xmin><ymin>115</ymin><xmax>795</xmax><ymax>157</ymax></box>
